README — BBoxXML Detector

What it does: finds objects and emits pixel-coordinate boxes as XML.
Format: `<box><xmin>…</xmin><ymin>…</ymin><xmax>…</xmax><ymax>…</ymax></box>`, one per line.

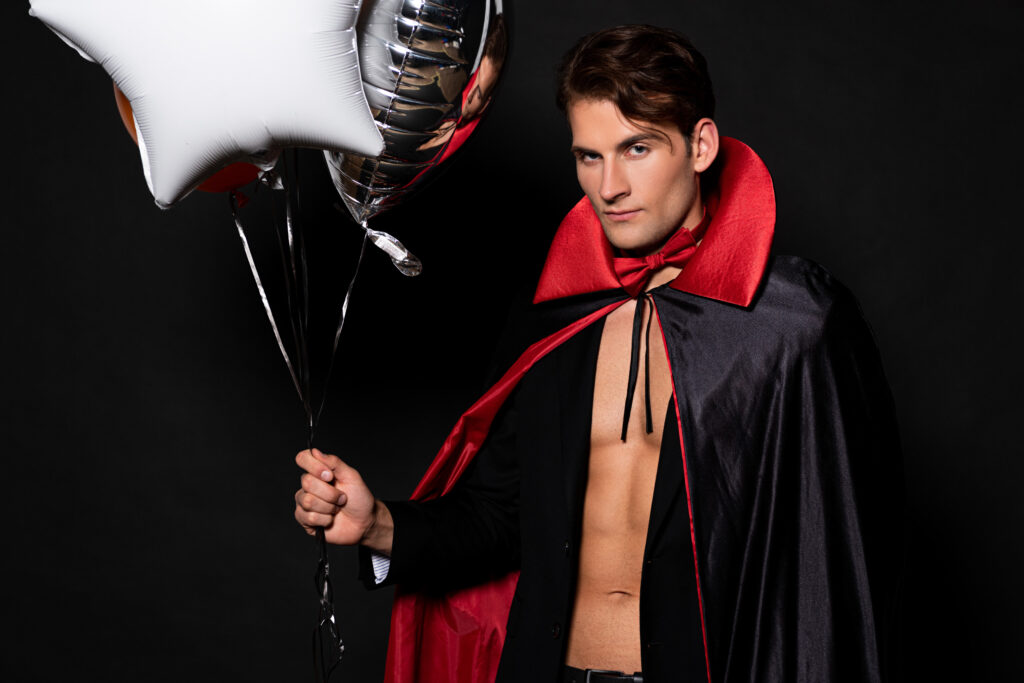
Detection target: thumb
<box><xmin>310</xmin><ymin>448</ymin><xmax>338</xmax><ymax>482</ymax></box>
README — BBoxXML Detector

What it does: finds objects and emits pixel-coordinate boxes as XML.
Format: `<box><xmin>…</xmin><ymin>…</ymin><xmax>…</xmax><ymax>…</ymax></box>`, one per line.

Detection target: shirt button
<box><xmin>563</xmin><ymin>540</ymin><xmax>571</xmax><ymax>556</ymax></box>
<box><xmin>551</xmin><ymin>622</ymin><xmax>561</xmax><ymax>639</ymax></box>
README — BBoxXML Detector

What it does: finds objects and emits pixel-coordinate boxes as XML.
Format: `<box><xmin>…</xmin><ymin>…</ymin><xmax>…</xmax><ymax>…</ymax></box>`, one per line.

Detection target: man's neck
<box><xmin>642</xmin><ymin>199</ymin><xmax>706</xmax><ymax>291</ymax></box>
<box><xmin>645</xmin><ymin>265</ymin><xmax>684</xmax><ymax>291</ymax></box>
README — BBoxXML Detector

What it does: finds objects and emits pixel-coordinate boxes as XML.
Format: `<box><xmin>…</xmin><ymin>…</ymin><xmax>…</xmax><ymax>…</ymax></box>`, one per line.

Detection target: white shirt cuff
<box><xmin>370</xmin><ymin>551</ymin><xmax>391</xmax><ymax>585</ymax></box>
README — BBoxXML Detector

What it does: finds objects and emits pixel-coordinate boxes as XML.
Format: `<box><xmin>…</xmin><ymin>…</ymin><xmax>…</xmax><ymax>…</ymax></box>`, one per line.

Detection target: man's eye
<box><xmin>627</xmin><ymin>144</ymin><xmax>648</xmax><ymax>156</ymax></box>
<box><xmin>576</xmin><ymin>152</ymin><xmax>600</xmax><ymax>163</ymax></box>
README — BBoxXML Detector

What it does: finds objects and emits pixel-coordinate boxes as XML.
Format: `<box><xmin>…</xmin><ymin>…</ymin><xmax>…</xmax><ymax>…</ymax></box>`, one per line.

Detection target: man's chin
<box><xmin>602</xmin><ymin>226</ymin><xmax>666</xmax><ymax>257</ymax></box>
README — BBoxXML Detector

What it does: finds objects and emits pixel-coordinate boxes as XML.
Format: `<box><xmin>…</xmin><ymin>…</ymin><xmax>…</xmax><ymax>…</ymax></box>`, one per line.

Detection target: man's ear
<box><xmin>690</xmin><ymin>118</ymin><xmax>719</xmax><ymax>173</ymax></box>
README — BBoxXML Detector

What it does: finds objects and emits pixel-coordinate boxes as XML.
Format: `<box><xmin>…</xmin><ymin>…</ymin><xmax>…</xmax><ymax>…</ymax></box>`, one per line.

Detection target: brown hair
<box><xmin>556</xmin><ymin>25</ymin><xmax>715</xmax><ymax>138</ymax></box>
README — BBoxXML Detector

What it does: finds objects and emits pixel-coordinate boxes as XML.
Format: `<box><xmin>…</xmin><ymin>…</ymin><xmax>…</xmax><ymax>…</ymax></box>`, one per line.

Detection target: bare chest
<box><xmin>565</xmin><ymin>299</ymin><xmax>675</xmax><ymax>670</ymax></box>
<box><xmin>582</xmin><ymin>298</ymin><xmax>674</xmax><ymax>566</ymax></box>
<box><xmin>590</xmin><ymin>298</ymin><xmax>674</xmax><ymax>479</ymax></box>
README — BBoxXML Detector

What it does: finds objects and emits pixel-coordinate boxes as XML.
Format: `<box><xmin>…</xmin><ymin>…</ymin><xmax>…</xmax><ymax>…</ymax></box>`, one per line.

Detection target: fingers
<box><xmin>294</xmin><ymin>476</ymin><xmax>348</xmax><ymax>531</ymax></box>
<box><xmin>294</xmin><ymin>456</ymin><xmax>349</xmax><ymax>531</ymax></box>
<box><xmin>295</xmin><ymin>448</ymin><xmax>367</xmax><ymax>489</ymax></box>
<box><xmin>295</xmin><ymin>481</ymin><xmax>345</xmax><ymax>514</ymax></box>
<box><xmin>294</xmin><ymin>505</ymin><xmax>334</xmax><ymax>531</ymax></box>
<box><xmin>298</xmin><ymin>472</ymin><xmax>345</xmax><ymax>505</ymax></box>
<box><xmin>295</xmin><ymin>448</ymin><xmax>341</xmax><ymax>482</ymax></box>
<box><xmin>294</xmin><ymin>448</ymin><xmax>371</xmax><ymax>541</ymax></box>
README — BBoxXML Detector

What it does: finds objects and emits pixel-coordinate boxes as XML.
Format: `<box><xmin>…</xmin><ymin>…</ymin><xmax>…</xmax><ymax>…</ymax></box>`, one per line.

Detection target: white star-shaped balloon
<box><xmin>30</xmin><ymin>0</ymin><xmax>384</xmax><ymax>207</ymax></box>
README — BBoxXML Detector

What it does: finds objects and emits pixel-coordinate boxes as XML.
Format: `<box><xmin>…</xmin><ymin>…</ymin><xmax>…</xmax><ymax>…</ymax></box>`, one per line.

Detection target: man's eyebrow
<box><xmin>617</xmin><ymin>133</ymin><xmax>660</xmax><ymax>150</ymax></box>
<box><xmin>570</xmin><ymin>132</ymin><xmax>666</xmax><ymax>156</ymax></box>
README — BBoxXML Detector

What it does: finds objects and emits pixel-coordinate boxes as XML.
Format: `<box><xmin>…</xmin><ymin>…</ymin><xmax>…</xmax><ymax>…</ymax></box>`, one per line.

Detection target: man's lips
<box><xmin>604</xmin><ymin>209</ymin><xmax>642</xmax><ymax>222</ymax></box>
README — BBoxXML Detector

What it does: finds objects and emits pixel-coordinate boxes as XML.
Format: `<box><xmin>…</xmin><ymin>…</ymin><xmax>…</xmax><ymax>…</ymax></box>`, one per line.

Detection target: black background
<box><xmin>4</xmin><ymin>1</ymin><xmax>1023</xmax><ymax>681</ymax></box>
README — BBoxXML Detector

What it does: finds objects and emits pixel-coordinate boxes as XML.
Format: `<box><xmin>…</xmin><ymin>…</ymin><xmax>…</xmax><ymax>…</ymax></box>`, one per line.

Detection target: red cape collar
<box><xmin>533</xmin><ymin>137</ymin><xmax>776</xmax><ymax>307</ymax></box>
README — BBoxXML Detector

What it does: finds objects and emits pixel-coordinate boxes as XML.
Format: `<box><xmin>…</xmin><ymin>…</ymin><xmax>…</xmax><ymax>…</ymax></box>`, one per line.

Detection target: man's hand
<box><xmin>294</xmin><ymin>449</ymin><xmax>393</xmax><ymax>554</ymax></box>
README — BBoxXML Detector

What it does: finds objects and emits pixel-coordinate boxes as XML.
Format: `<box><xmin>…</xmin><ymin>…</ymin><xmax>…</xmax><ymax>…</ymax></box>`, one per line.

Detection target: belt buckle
<box><xmin>585</xmin><ymin>669</ymin><xmax>624</xmax><ymax>683</ymax></box>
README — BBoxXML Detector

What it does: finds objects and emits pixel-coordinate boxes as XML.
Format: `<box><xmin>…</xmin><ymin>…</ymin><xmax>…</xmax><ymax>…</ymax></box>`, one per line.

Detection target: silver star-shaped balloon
<box><xmin>30</xmin><ymin>0</ymin><xmax>384</xmax><ymax>207</ymax></box>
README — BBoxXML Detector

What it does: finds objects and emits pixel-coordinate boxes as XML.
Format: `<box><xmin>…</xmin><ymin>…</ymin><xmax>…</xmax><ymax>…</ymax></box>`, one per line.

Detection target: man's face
<box><xmin>568</xmin><ymin>99</ymin><xmax>703</xmax><ymax>256</ymax></box>
<box><xmin>463</xmin><ymin>55</ymin><xmax>497</xmax><ymax>121</ymax></box>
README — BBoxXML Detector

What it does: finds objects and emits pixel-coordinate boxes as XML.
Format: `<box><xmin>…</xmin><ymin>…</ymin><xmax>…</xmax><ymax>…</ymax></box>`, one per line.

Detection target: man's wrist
<box><xmin>360</xmin><ymin>499</ymin><xmax>394</xmax><ymax>555</ymax></box>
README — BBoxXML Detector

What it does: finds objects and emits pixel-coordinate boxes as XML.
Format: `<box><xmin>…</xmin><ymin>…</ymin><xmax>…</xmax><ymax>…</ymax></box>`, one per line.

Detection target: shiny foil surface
<box><xmin>327</xmin><ymin>0</ymin><xmax>508</xmax><ymax>224</ymax></box>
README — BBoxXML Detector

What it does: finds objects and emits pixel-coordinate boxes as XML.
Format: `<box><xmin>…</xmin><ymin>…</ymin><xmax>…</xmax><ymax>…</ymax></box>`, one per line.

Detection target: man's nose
<box><xmin>600</xmin><ymin>160</ymin><xmax>629</xmax><ymax>202</ymax></box>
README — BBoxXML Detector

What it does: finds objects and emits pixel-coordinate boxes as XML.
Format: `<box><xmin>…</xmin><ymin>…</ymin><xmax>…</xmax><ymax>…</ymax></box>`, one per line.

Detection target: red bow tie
<box><xmin>612</xmin><ymin>211</ymin><xmax>710</xmax><ymax>296</ymax></box>
<box><xmin>609</xmin><ymin>212</ymin><xmax>710</xmax><ymax>441</ymax></box>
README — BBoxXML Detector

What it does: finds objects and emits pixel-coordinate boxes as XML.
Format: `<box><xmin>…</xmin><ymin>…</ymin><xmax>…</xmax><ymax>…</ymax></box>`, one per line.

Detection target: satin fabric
<box><xmin>612</xmin><ymin>208</ymin><xmax>708</xmax><ymax>296</ymax></box>
<box><xmin>533</xmin><ymin>138</ymin><xmax>774</xmax><ymax>307</ymax></box>
<box><xmin>385</xmin><ymin>295</ymin><xmax>628</xmax><ymax>683</ymax></box>
<box><xmin>649</xmin><ymin>266</ymin><xmax>902</xmax><ymax>682</ymax></box>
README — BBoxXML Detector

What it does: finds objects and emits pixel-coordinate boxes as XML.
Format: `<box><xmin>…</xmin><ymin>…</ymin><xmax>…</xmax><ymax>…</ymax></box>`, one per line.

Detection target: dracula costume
<box><xmin>363</xmin><ymin>138</ymin><xmax>904</xmax><ymax>683</ymax></box>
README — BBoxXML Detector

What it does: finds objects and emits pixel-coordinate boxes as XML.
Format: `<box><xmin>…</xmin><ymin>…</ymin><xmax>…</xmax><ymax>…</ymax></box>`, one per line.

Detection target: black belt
<box><xmin>563</xmin><ymin>665</ymin><xmax>643</xmax><ymax>683</ymax></box>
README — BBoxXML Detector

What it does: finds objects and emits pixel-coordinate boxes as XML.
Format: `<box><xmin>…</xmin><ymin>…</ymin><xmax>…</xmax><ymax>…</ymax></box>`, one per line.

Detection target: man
<box><xmin>294</xmin><ymin>25</ymin><xmax>903</xmax><ymax>683</ymax></box>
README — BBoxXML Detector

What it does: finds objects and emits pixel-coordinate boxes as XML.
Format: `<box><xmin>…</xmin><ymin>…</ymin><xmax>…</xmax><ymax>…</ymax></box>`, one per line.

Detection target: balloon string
<box><xmin>280</xmin><ymin>154</ymin><xmax>345</xmax><ymax>678</ymax></box>
<box><xmin>307</xmin><ymin>222</ymin><xmax>370</xmax><ymax>682</ymax></box>
<box><xmin>229</xmin><ymin>192</ymin><xmax>303</xmax><ymax>402</ymax></box>
<box><xmin>272</xmin><ymin>168</ymin><xmax>307</xmax><ymax>409</ymax></box>
<box><xmin>284</xmin><ymin>152</ymin><xmax>314</xmax><ymax>426</ymax></box>
<box><xmin>314</xmin><ymin>521</ymin><xmax>344</xmax><ymax>682</ymax></box>
<box><xmin>232</xmin><ymin>159</ymin><xmax>361</xmax><ymax>680</ymax></box>
<box><xmin>314</xmin><ymin>230</ymin><xmax>369</xmax><ymax>426</ymax></box>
